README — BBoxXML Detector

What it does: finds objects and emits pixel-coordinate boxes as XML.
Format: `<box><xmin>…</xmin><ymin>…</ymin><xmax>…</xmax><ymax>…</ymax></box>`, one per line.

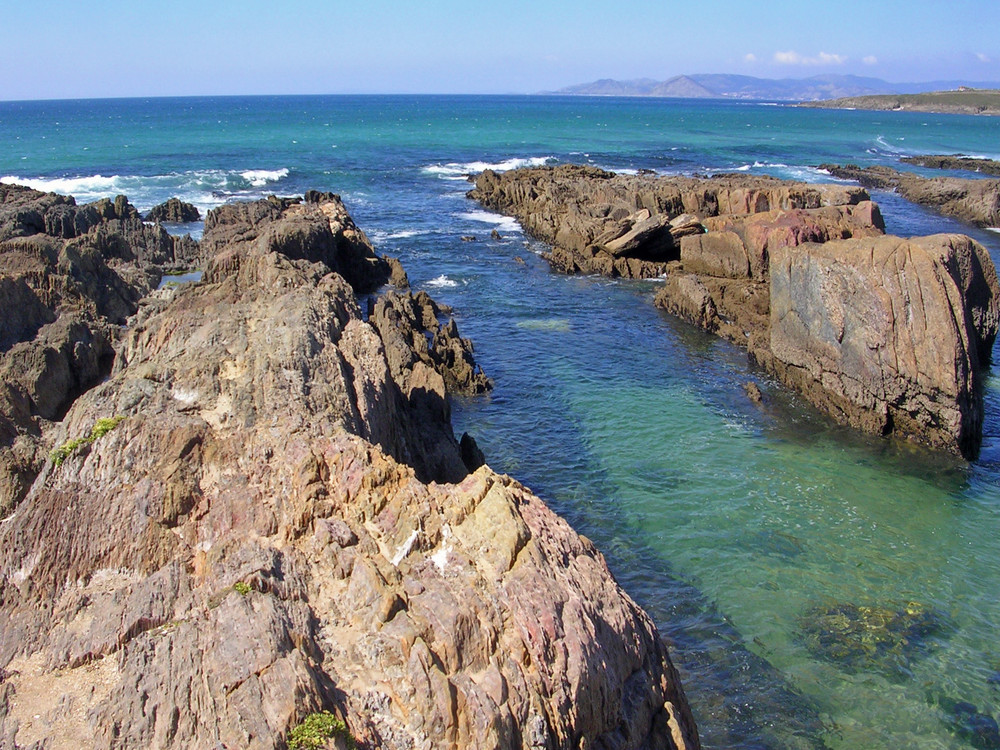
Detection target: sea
<box><xmin>2</xmin><ymin>94</ymin><xmax>999</xmax><ymax>750</ymax></box>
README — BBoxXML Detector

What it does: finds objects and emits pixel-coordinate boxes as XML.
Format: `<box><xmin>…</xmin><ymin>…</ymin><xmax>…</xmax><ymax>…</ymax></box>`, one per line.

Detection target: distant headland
<box><xmin>545</xmin><ymin>74</ymin><xmax>1000</xmax><ymax>103</ymax></box>
<box><xmin>799</xmin><ymin>88</ymin><xmax>1000</xmax><ymax>116</ymax></box>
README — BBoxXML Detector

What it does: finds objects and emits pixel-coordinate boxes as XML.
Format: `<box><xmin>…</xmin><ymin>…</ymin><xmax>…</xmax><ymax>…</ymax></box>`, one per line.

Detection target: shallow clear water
<box><xmin>2</xmin><ymin>95</ymin><xmax>999</xmax><ymax>749</ymax></box>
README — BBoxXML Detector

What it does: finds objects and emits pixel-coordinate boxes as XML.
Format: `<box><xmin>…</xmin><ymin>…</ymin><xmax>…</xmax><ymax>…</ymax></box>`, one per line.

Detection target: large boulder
<box><xmin>768</xmin><ymin>233</ymin><xmax>1000</xmax><ymax>457</ymax></box>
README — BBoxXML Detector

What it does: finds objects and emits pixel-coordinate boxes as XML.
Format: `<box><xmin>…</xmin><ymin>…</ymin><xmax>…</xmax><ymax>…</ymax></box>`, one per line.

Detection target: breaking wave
<box><xmin>423</xmin><ymin>156</ymin><xmax>555</xmax><ymax>180</ymax></box>
<box><xmin>0</xmin><ymin>167</ymin><xmax>292</xmax><ymax>214</ymax></box>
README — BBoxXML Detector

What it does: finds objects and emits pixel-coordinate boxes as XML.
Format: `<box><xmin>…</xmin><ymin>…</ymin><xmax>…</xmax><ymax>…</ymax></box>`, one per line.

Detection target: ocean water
<box><xmin>2</xmin><ymin>95</ymin><xmax>1000</xmax><ymax>749</ymax></box>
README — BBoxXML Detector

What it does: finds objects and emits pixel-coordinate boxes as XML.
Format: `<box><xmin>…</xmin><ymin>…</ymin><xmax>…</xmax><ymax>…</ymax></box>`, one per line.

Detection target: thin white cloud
<box><xmin>977</xmin><ymin>52</ymin><xmax>991</xmax><ymax>63</ymax></box>
<box><xmin>744</xmin><ymin>53</ymin><xmax>757</xmax><ymax>63</ymax></box>
<box><xmin>863</xmin><ymin>55</ymin><xmax>878</xmax><ymax>65</ymax></box>
<box><xmin>774</xmin><ymin>50</ymin><xmax>846</xmax><ymax>66</ymax></box>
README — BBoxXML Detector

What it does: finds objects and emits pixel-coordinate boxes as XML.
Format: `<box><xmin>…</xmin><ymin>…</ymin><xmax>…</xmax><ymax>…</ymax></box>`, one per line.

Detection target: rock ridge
<box><xmin>820</xmin><ymin>163</ymin><xmax>1000</xmax><ymax>227</ymax></box>
<box><xmin>0</xmin><ymin>186</ymin><xmax>699</xmax><ymax>749</ymax></box>
<box><xmin>470</xmin><ymin>165</ymin><xmax>1000</xmax><ymax>457</ymax></box>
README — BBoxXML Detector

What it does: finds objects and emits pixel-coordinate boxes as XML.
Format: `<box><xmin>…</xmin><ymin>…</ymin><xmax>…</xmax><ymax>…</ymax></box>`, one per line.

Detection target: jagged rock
<box><xmin>0</xmin><ymin>190</ymin><xmax>180</xmax><ymax>517</ymax></box>
<box><xmin>386</xmin><ymin>255</ymin><xmax>409</xmax><ymax>288</ymax></box>
<box><xmin>203</xmin><ymin>194</ymin><xmax>392</xmax><ymax>293</ymax></box>
<box><xmin>470</xmin><ymin>164</ymin><xmax>870</xmax><ymax>279</ymax></box>
<box><xmin>146</xmin><ymin>197</ymin><xmax>201</xmax><ymax>223</ymax></box>
<box><xmin>472</xmin><ymin>165</ymin><xmax>1000</xmax><ymax>457</ymax></box>
<box><xmin>821</xmin><ymin>163</ymin><xmax>1000</xmax><ymax>227</ymax></box>
<box><xmin>0</xmin><ymin>191</ymin><xmax>699</xmax><ymax>750</ymax></box>
<box><xmin>369</xmin><ymin>290</ymin><xmax>493</xmax><ymax>398</ymax></box>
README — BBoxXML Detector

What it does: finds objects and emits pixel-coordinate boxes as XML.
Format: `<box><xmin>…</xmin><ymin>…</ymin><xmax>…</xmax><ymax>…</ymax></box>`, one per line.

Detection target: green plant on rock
<box><xmin>287</xmin><ymin>711</ymin><xmax>355</xmax><ymax>750</ymax></box>
<box><xmin>233</xmin><ymin>581</ymin><xmax>252</xmax><ymax>596</ymax></box>
<box><xmin>50</xmin><ymin>416</ymin><xmax>126</xmax><ymax>467</ymax></box>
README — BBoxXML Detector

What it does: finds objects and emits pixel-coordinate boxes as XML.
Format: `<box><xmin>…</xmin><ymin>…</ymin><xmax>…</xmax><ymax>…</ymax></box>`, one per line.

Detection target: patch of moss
<box><xmin>287</xmin><ymin>711</ymin><xmax>355</xmax><ymax>750</ymax></box>
<box><xmin>50</xmin><ymin>416</ymin><xmax>126</xmax><ymax>467</ymax></box>
<box><xmin>233</xmin><ymin>581</ymin><xmax>252</xmax><ymax>596</ymax></box>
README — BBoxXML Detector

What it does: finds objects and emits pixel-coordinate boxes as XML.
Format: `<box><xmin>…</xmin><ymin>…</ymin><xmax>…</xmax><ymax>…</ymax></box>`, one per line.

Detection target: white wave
<box><xmin>239</xmin><ymin>168</ymin><xmax>290</xmax><ymax>187</ymax></box>
<box><xmin>987</xmin><ymin>227</ymin><xmax>1000</xmax><ymax>234</ymax></box>
<box><xmin>426</xmin><ymin>274</ymin><xmax>459</xmax><ymax>288</ymax></box>
<box><xmin>2</xmin><ymin>173</ymin><xmax>123</xmax><ymax>195</ymax></box>
<box><xmin>2</xmin><ymin>167</ymin><xmax>291</xmax><ymax>215</ymax></box>
<box><xmin>423</xmin><ymin>156</ymin><xmax>554</xmax><ymax>178</ymax></box>
<box><xmin>456</xmin><ymin>210</ymin><xmax>522</xmax><ymax>233</ymax></box>
<box><xmin>368</xmin><ymin>228</ymin><xmax>434</xmax><ymax>243</ymax></box>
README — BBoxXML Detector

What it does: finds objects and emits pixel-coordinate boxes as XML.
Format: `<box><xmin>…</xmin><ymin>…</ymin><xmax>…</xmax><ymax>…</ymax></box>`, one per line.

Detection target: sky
<box><xmin>1</xmin><ymin>0</ymin><xmax>999</xmax><ymax>100</ymax></box>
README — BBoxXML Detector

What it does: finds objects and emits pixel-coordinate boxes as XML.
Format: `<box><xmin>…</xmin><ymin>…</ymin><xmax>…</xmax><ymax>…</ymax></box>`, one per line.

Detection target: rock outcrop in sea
<box><xmin>146</xmin><ymin>197</ymin><xmax>201</xmax><ymax>223</ymax></box>
<box><xmin>0</xmin><ymin>184</ymin><xmax>699</xmax><ymax>749</ymax></box>
<box><xmin>820</xmin><ymin>163</ymin><xmax>1000</xmax><ymax>227</ymax></box>
<box><xmin>469</xmin><ymin>165</ymin><xmax>1000</xmax><ymax>458</ymax></box>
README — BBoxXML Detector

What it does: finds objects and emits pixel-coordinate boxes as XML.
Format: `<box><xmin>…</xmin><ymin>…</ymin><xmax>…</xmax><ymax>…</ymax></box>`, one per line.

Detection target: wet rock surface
<box><xmin>0</xmin><ymin>187</ymin><xmax>699</xmax><ymax>750</ymax></box>
<box><xmin>470</xmin><ymin>165</ymin><xmax>1000</xmax><ymax>458</ymax></box>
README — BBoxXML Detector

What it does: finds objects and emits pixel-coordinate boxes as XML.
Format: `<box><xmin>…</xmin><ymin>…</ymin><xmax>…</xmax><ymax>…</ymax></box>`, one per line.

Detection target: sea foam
<box><xmin>426</xmin><ymin>274</ymin><xmax>460</xmax><ymax>288</ymax></box>
<box><xmin>1</xmin><ymin>167</ymin><xmax>291</xmax><ymax>214</ymax></box>
<box><xmin>456</xmin><ymin>210</ymin><xmax>522</xmax><ymax>234</ymax></box>
<box><xmin>423</xmin><ymin>156</ymin><xmax>554</xmax><ymax>179</ymax></box>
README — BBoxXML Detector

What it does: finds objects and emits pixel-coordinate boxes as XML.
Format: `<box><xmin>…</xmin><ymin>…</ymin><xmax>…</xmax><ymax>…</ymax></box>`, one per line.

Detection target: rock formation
<box><xmin>470</xmin><ymin>165</ymin><xmax>1000</xmax><ymax>458</ymax></box>
<box><xmin>900</xmin><ymin>154</ymin><xmax>1000</xmax><ymax>177</ymax></box>
<box><xmin>821</xmin><ymin>163</ymin><xmax>1000</xmax><ymax>227</ymax></box>
<box><xmin>0</xmin><ymin>184</ymin><xmax>202</xmax><ymax>518</ymax></box>
<box><xmin>0</xmin><ymin>188</ymin><xmax>700</xmax><ymax>749</ymax></box>
<box><xmin>146</xmin><ymin>197</ymin><xmax>201</xmax><ymax>223</ymax></box>
<box><xmin>469</xmin><ymin>165</ymin><xmax>874</xmax><ymax>279</ymax></box>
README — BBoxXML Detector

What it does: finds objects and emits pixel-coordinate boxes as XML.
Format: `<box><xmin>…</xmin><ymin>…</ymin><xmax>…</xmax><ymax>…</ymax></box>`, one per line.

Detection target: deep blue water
<box><xmin>2</xmin><ymin>95</ymin><xmax>1000</xmax><ymax>750</ymax></box>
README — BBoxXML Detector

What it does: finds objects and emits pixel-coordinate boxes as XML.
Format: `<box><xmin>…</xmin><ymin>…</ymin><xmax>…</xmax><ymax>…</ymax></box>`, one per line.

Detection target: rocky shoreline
<box><xmin>819</xmin><ymin>163</ymin><xmax>1000</xmax><ymax>227</ymax></box>
<box><xmin>0</xmin><ymin>185</ymin><xmax>699</xmax><ymax>749</ymax></box>
<box><xmin>469</xmin><ymin>165</ymin><xmax>1000</xmax><ymax>459</ymax></box>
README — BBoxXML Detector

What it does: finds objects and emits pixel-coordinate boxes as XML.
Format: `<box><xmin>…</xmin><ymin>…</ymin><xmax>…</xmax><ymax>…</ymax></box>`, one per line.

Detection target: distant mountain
<box><xmin>547</xmin><ymin>74</ymin><xmax>1000</xmax><ymax>101</ymax></box>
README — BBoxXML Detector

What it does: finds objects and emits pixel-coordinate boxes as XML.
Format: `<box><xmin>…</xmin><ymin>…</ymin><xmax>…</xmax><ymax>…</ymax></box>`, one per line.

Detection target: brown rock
<box><xmin>822</xmin><ymin>163</ymin><xmax>1000</xmax><ymax>227</ymax></box>
<box><xmin>146</xmin><ymin>197</ymin><xmax>201</xmax><ymax>223</ymax></box>
<box><xmin>472</xmin><ymin>164</ymin><xmax>1000</xmax><ymax>456</ymax></box>
<box><xmin>768</xmin><ymin>233</ymin><xmax>1000</xmax><ymax>456</ymax></box>
<box><xmin>203</xmin><ymin>194</ymin><xmax>391</xmax><ymax>293</ymax></box>
<box><xmin>0</xmin><ymin>189</ymin><xmax>699</xmax><ymax>749</ymax></box>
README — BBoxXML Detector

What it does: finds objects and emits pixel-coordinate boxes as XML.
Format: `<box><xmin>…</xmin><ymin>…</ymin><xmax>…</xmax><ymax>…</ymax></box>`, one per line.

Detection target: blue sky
<box><xmin>1</xmin><ymin>0</ymin><xmax>998</xmax><ymax>99</ymax></box>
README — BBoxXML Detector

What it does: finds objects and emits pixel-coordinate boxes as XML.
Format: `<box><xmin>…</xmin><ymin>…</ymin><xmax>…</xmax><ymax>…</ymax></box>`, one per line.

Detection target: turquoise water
<box><xmin>2</xmin><ymin>95</ymin><xmax>999</xmax><ymax>749</ymax></box>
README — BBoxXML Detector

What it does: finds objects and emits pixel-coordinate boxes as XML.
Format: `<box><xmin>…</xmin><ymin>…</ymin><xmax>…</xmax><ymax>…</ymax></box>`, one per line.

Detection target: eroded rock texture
<box><xmin>0</xmin><ymin>189</ymin><xmax>699</xmax><ymax>750</ymax></box>
<box><xmin>470</xmin><ymin>165</ymin><xmax>1000</xmax><ymax>457</ymax></box>
<box><xmin>0</xmin><ymin>184</ymin><xmax>201</xmax><ymax>517</ymax></box>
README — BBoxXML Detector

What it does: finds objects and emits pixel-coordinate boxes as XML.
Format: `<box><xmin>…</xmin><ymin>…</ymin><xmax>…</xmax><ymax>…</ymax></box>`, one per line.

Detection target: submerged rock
<box><xmin>798</xmin><ymin>600</ymin><xmax>947</xmax><ymax>678</ymax></box>
<box><xmin>936</xmin><ymin>697</ymin><xmax>1000</xmax><ymax>750</ymax></box>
